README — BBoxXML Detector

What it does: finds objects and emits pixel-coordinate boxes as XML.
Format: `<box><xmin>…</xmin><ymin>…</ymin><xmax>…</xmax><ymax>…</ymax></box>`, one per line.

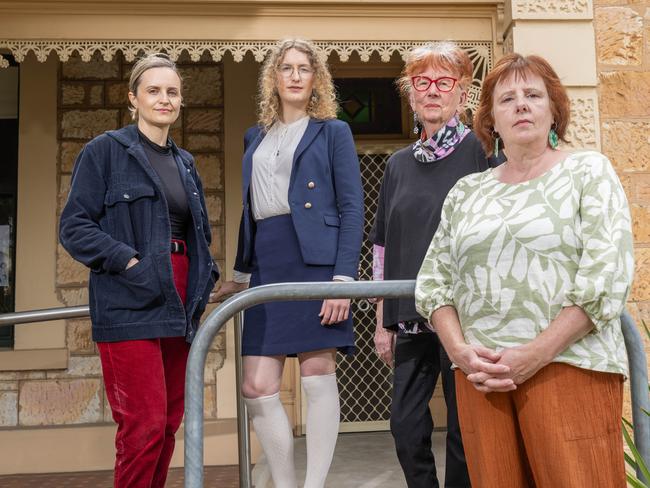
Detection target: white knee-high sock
<box><xmin>244</xmin><ymin>393</ymin><xmax>297</xmax><ymax>488</ymax></box>
<box><xmin>301</xmin><ymin>373</ymin><xmax>340</xmax><ymax>488</ymax></box>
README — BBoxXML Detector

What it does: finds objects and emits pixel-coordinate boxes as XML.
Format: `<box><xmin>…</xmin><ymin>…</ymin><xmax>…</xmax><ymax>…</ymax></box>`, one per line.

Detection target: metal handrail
<box><xmin>622</xmin><ymin>309</ymin><xmax>650</xmax><ymax>485</ymax></box>
<box><xmin>233</xmin><ymin>311</ymin><xmax>252</xmax><ymax>488</ymax></box>
<box><xmin>0</xmin><ymin>305</ymin><xmax>89</xmax><ymax>326</ymax></box>
<box><xmin>184</xmin><ymin>281</ymin><xmax>650</xmax><ymax>487</ymax></box>
<box><xmin>0</xmin><ymin>284</ymin><xmax>647</xmax><ymax>486</ymax></box>
<box><xmin>184</xmin><ymin>280</ymin><xmax>416</xmax><ymax>488</ymax></box>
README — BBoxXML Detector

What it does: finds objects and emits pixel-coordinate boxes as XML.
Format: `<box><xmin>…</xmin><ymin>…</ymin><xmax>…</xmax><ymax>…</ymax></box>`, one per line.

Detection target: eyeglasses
<box><xmin>278</xmin><ymin>64</ymin><xmax>315</xmax><ymax>79</ymax></box>
<box><xmin>411</xmin><ymin>76</ymin><xmax>458</xmax><ymax>93</ymax></box>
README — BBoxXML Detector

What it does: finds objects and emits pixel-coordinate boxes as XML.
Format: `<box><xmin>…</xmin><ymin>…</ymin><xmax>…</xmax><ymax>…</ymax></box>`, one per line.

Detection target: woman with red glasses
<box><xmin>370</xmin><ymin>42</ymin><xmax>499</xmax><ymax>488</ymax></box>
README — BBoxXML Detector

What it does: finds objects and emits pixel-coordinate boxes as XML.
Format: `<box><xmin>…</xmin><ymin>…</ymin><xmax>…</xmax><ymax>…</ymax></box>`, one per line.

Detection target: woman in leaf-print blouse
<box><xmin>415</xmin><ymin>53</ymin><xmax>634</xmax><ymax>488</ymax></box>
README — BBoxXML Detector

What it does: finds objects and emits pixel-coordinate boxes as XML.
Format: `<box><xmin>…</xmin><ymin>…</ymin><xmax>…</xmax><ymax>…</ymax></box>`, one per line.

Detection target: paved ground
<box><xmin>0</xmin><ymin>431</ymin><xmax>447</xmax><ymax>487</ymax></box>
<box><xmin>0</xmin><ymin>466</ymin><xmax>239</xmax><ymax>487</ymax></box>
<box><xmin>252</xmin><ymin>431</ymin><xmax>445</xmax><ymax>488</ymax></box>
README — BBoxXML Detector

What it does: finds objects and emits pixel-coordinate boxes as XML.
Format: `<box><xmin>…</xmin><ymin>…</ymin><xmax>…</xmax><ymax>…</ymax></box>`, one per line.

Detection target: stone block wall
<box><xmin>594</xmin><ymin>0</ymin><xmax>650</xmax><ymax>417</ymax></box>
<box><xmin>0</xmin><ymin>52</ymin><xmax>226</xmax><ymax>428</ymax></box>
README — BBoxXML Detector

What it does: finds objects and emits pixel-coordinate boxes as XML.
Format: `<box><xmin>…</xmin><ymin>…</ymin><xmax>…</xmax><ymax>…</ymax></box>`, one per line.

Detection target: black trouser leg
<box><xmin>435</xmin><ymin>334</ymin><xmax>471</xmax><ymax>488</ymax></box>
<box><xmin>390</xmin><ymin>334</ymin><xmax>440</xmax><ymax>488</ymax></box>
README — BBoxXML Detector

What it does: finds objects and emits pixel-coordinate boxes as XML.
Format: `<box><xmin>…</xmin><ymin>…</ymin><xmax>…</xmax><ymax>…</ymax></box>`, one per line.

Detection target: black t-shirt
<box><xmin>369</xmin><ymin>132</ymin><xmax>495</xmax><ymax>329</ymax></box>
<box><xmin>139</xmin><ymin>131</ymin><xmax>190</xmax><ymax>240</ymax></box>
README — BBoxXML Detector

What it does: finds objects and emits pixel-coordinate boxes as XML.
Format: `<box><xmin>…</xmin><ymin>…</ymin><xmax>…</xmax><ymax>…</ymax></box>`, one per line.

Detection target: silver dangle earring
<box><xmin>492</xmin><ymin>129</ymin><xmax>500</xmax><ymax>158</ymax></box>
<box><xmin>413</xmin><ymin>112</ymin><xmax>420</xmax><ymax>135</ymax></box>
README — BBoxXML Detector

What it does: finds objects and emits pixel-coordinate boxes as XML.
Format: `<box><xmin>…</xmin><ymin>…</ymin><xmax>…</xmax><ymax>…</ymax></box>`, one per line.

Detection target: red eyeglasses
<box><xmin>411</xmin><ymin>76</ymin><xmax>457</xmax><ymax>93</ymax></box>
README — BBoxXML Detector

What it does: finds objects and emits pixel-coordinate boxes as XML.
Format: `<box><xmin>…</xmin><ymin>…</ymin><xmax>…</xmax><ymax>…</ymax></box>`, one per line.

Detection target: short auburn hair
<box><xmin>473</xmin><ymin>53</ymin><xmax>571</xmax><ymax>155</ymax></box>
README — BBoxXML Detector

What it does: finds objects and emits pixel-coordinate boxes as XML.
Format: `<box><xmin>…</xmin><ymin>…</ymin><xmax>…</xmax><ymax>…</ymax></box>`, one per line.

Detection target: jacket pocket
<box><xmin>103</xmin><ymin>185</ymin><xmax>157</xmax><ymax>248</ymax></box>
<box><xmin>323</xmin><ymin>214</ymin><xmax>341</xmax><ymax>227</ymax></box>
<box><xmin>105</xmin><ymin>255</ymin><xmax>165</xmax><ymax>313</ymax></box>
<box><xmin>104</xmin><ymin>185</ymin><xmax>156</xmax><ymax>206</ymax></box>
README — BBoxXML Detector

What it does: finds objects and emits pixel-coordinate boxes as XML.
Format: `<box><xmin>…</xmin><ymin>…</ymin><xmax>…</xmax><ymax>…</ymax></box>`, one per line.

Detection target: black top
<box><xmin>369</xmin><ymin>132</ymin><xmax>496</xmax><ymax>329</ymax></box>
<box><xmin>139</xmin><ymin>130</ymin><xmax>190</xmax><ymax>240</ymax></box>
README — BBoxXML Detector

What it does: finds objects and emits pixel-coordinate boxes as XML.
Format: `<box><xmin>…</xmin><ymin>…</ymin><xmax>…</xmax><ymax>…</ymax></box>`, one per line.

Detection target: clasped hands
<box><xmin>453</xmin><ymin>342</ymin><xmax>547</xmax><ymax>393</ymax></box>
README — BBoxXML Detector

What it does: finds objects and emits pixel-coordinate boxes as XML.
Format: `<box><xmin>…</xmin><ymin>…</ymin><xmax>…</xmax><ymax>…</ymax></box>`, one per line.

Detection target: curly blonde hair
<box><xmin>257</xmin><ymin>38</ymin><xmax>338</xmax><ymax>130</ymax></box>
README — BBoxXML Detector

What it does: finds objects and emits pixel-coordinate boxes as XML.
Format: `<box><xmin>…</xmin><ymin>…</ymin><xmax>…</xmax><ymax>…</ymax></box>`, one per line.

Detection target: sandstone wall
<box><xmin>594</xmin><ymin>0</ymin><xmax>650</xmax><ymax>417</ymax></box>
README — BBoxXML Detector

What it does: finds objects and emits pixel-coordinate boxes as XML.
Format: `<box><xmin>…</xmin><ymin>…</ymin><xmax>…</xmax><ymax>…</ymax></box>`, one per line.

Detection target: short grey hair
<box><xmin>128</xmin><ymin>53</ymin><xmax>182</xmax><ymax>120</ymax></box>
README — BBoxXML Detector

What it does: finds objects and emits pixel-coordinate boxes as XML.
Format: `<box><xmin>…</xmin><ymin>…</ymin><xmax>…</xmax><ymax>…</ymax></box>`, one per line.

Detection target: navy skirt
<box><xmin>242</xmin><ymin>214</ymin><xmax>355</xmax><ymax>357</ymax></box>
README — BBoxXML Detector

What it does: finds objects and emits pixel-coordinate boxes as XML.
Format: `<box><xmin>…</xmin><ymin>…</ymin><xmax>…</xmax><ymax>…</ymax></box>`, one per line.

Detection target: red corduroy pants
<box><xmin>98</xmin><ymin>245</ymin><xmax>190</xmax><ymax>488</ymax></box>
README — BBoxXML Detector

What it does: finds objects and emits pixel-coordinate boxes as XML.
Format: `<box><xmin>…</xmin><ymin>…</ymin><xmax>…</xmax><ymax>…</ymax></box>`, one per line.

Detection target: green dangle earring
<box><xmin>493</xmin><ymin>130</ymin><xmax>500</xmax><ymax>158</ymax></box>
<box><xmin>548</xmin><ymin>124</ymin><xmax>559</xmax><ymax>149</ymax></box>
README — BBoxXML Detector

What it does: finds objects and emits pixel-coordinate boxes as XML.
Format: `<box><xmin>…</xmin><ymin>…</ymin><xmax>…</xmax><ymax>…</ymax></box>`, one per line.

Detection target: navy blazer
<box><xmin>59</xmin><ymin>125</ymin><xmax>218</xmax><ymax>343</ymax></box>
<box><xmin>234</xmin><ymin>118</ymin><xmax>364</xmax><ymax>278</ymax></box>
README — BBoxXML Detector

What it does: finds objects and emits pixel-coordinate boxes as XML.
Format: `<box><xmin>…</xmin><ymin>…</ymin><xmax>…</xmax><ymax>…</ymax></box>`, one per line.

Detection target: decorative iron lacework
<box><xmin>0</xmin><ymin>40</ymin><xmax>491</xmax><ymax>111</ymax></box>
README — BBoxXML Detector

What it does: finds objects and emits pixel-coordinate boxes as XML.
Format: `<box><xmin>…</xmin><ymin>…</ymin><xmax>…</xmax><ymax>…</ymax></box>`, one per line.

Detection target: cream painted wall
<box><xmin>12</xmin><ymin>56</ymin><xmax>65</xmax><ymax>351</ymax></box>
<box><xmin>213</xmin><ymin>55</ymin><xmax>263</xmax><ymax>464</ymax></box>
<box><xmin>0</xmin><ymin>419</ymin><xmax>245</xmax><ymax>474</ymax></box>
<box><xmin>510</xmin><ymin>21</ymin><xmax>597</xmax><ymax>86</ymax></box>
<box><xmin>216</xmin><ymin>56</ymin><xmax>260</xmax><ymax>419</ymax></box>
<box><xmin>0</xmin><ymin>7</ymin><xmax>497</xmax><ymax>42</ymax></box>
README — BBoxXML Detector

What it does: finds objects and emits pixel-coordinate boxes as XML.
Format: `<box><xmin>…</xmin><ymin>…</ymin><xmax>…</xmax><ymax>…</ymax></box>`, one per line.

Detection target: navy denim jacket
<box><xmin>59</xmin><ymin>125</ymin><xmax>218</xmax><ymax>343</ymax></box>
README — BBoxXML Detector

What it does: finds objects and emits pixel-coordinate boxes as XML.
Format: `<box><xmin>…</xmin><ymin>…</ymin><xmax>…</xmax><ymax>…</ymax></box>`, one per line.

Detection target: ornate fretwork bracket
<box><xmin>0</xmin><ymin>39</ymin><xmax>492</xmax><ymax>114</ymax></box>
<box><xmin>0</xmin><ymin>39</ymin><xmax>492</xmax><ymax>64</ymax></box>
<box><xmin>512</xmin><ymin>0</ymin><xmax>592</xmax><ymax>19</ymax></box>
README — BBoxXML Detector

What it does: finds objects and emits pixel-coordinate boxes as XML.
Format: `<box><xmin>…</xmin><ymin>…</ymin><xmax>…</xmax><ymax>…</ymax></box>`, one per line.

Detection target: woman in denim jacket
<box><xmin>59</xmin><ymin>53</ymin><xmax>218</xmax><ymax>488</ymax></box>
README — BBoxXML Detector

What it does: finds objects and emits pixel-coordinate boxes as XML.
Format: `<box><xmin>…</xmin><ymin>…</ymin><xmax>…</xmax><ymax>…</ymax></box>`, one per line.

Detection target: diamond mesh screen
<box><xmin>338</xmin><ymin>152</ymin><xmax>394</xmax><ymax>425</ymax></box>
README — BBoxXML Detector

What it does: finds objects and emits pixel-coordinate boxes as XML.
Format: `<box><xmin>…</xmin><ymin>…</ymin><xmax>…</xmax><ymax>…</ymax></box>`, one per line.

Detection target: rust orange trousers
<box><xmin>455</xmin><ymin>362</ymin><xmax>626</xmax><ymax>488</ymax></box>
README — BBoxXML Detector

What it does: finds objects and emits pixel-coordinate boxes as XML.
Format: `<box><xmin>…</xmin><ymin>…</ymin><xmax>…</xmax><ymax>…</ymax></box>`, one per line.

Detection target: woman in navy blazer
<box><xmin>214</xmin><ymin>39</ymin><xmax>363</xmax><ymax>488</ymax></box>
<box><xmin>235</xmin><ymin>118</ymin><xmax>362</xmax><ymax>277</ymax></box>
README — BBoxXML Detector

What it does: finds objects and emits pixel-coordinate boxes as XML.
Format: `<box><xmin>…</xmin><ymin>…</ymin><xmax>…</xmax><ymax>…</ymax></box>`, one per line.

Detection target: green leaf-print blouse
<box><xmin>415</xmin><ymin>151</ymin><xmax>634</xmax><ymax>376</ymax></box>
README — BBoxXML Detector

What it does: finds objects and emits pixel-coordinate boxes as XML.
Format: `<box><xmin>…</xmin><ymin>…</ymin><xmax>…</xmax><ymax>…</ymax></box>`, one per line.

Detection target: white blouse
<box><xmin>250</xmin><ymin>116</ymin><xmax>309</xmax><ymax>221</ymax></box>
<box><xmin>233</xmin><ymin>117</ymin><xmax>308</xmax><ymax>284</ymax></box>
